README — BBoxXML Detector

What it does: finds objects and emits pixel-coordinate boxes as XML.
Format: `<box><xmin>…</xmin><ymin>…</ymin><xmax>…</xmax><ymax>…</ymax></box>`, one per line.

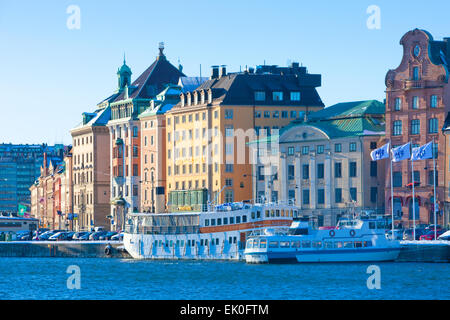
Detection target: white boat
<box><xmin>244</xmin><ymin>215</ymin><xmax>401</xmax><ymax>263</ymax></box>
<box><xmin>123</xmin><ymin>202</ymin><xmax>298</xmax><ymax>260</ymax></box>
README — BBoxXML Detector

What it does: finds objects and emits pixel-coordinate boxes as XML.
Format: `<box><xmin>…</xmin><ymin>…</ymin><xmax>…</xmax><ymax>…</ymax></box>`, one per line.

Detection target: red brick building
<box><xmin>385</xmin><ymin>29</ymin><xmax>450</xmax><ymax>227</ymax></box>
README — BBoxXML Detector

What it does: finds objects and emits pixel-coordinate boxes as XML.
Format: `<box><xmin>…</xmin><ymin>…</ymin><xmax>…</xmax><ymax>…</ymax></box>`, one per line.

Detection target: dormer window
<box><xmin>193</xmin><ymin>92</ymin><xmax>198</xmax><ymax>105</ymax></box>
<box><xmin>180</xmin><ymin>94</ymin><xmax>185</xmax><ymax>107</ymax></box>
<box><xmin>201</xmin><ymin>91</ymin><xmax>205</xmax><ymax>104</ymax></box>
<box><xmin>187</xmin><ymin>93</ymin><xmax>192</xmax><ymax>106</ymax></box>
<box><xmin>208</xmin><ymin>90</ymin><xmax>213</xmax><ymax>104</ymax></box>
<box><xmin>273</xmin><ymin>91</ymin><xmax>283</xmax><ymax>101</ymax></box>
<box><xmin>254</xmin><ymin>91</ymin><xmax>265</xmax><ymax>101</ymax></box>
<box><xmin>290</xmin><ymin>92</ymin><xmax>301</xmax><ymax>101</ymax></box>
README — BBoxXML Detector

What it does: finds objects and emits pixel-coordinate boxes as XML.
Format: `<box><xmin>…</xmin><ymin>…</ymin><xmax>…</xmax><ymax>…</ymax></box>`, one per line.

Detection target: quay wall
<box><xmin>397</xmin><ymin>241</ymin><xmax>450</xmax><ymax>262</ymax></box>
<box><xmin>0</xmin><ymin>241</ymin><xmax>130</xmax><ymax>258</ymax></box>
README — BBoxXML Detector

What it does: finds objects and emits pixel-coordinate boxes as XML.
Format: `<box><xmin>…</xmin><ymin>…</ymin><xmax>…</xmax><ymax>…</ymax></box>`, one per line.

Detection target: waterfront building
<box><xmin>70</xmin><ymin>106</ymin><xmax>112</xmax><ymax>231</ymax></box>
<box><xmin>138</xmin><ymin>85</ymin><xmax>183</xmax><ymax>213</ymax></box>
<box><xmin>0</xmin><ymin>143</ymin><xmax>65</xmax><ymax>215</ymax></box>
<box><xmin>108</xmin><ymin>44</ymin><xmax>185</xmax><ymax>230</ymax></box>
<box><xmin>29</xmin><ymin>148</ymin><xmax>72</xmax><ymax>229</ymax></box>
<box><xmin>442</xmin><ymin>118</ymin><xmax>450</xmax><ymax>228</ymax></box>
<box><xmin>165</xmin><ymin>63</ymin><xmax>324</xmax><ymax>207</ymax></box>
<box><xmin>250</xmin><ymin>100</ymin><xmax>386</xmax><ymax>226</ymax></box>
<box><xmin>385</xmin><ymin>29</ymin><xmax>449</xmax><ymax>226</ymax></box>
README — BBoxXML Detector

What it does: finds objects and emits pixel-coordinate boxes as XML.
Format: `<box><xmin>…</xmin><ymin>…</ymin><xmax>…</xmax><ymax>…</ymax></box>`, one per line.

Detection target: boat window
<box><xmin>269</xmin><ymin>241</ymin><xmax>279</xmax><ymax>248</ymax></box>
<box><xmin>170</xmin><ymin>240</ymin><xmax>173</xmax><ymax>247</ymax></box>
<box><xmin>265</xmin><ymin>210</ymin><xmax>270</xmax><ymax>218</ymax></box>
<box><xmin>230</xmin><ymin>217</ymin><xmax>234</xmax><ymax>224</ymax></box>
<box><xmin>292</xmin><ymin>241</ymin><xmax>301</xmax><ymax>248</ymax></box>
<box><xmin>271</xmin><ymin>210</ymin><xmax>275</xmax><ymax>217</ymax></box>
<box><xmin>205</xmin><ymin>239</ymin><xmax>208</xmax><ymax>246</ymax></box>
<box><xmin>205</xmin><ymin>219</ymin><xmax>210</xmax><ymax>226</ymax></box>
<box><xmin>217</xmin><ymin>218</ymin><xmax>222</xmax><ymax>226</ymax></box>
<box><xmin>364</xmin><ymin>241</ymin><xmax>373</xmax><ymax>247</ymax></box>
<box><xmin>223</xmin><ymin>217</ymin><xmax>228</xmax><ymax>225</ymax></box>
<box><xmin>229</xmin><ymin>237</ymin><xmax>233</xmax><ymax>243</ymax></box>
<box><xmin>293</xmin><ymin>210</ymin><xmax>298</xmax><ymax>218</ymax></box>
<box><xmin>257</xmin><ymin>211</ymin><xmax>261</xmax><ymax>219</ymax></box>
<box><xmin>343</xmin><ymin>241</ymin><xmax>353</xmax><ymax>248</ymax></box>
<box><xmin>165</xmin><ymin>241</ymin><xmax>169</xmax><ymax>247</ymax></box>
<box><xmin>211</xmin><ymin>219</ymin><xmax>216</xmax><ymax>226</ymax></box>
<box><xmin>335</xmin><ymin>241</ymin><xmax>343</xmax><ymax>248</ymax></box>
<box><xmin>281</xmin><ymin>210</ymin><xmax>285</xmax><ymax>217</ymax></box>
<box><xmin>355</xmin><ymin>241</ymin><xmax>363</xmax><ymax>248</ymax></box>
<box><xmin>154</xmin><ymin>240</ymin><xmax>157</xmax><ymax>247</ymax></box>
<box><xmin>313</xmin><ymin>241</ymin><xmax>322</xmax><ymax>249</ymax></box>
<box><xmin>302</xmin><ymin>240</ymin><xmax>311</xmax><ymax>248</ymax></box>
<box><xmin>260</xmin><ymin>239</ymin><xmax>267</xmax><ymax>248</ymax></box>
<box><xmin>200</xmin><ymin>239</ymin><xmax>204</xmax><ymax>246</ymax></box>
<box><xmin>276</xmin><ymin>210</ymin><xmax>280</xmax><ymax>217</ymax></box>
<box><xmin>159</xmin><ymin>240</ymin><xmax>163</xmax><ymax>247</ymax></box>
<box><xmin>376</xmin><ymin>221</ymin><xmax>385</xmax><ymax>229</ymax></box>
<box><xmin>236</xmin><ymin>216</ymin><xmax>241</xmax><ymax>224</ymax></box>
<box><xmin>251</xmin><ymin>212</ymin><xmax>255</xmax><ymax>219</ymax></box>
<box><xmin>247</xmin><ymin>240</ymin><xmax>253</xmax><ymax>249</ymax></box>
<box><xmin>216</xmin><ymin>238</ymin><xmax>219</xmax><ymax>245</ymax></box>
<box><xmin>290</xmin><ymin>210</ymin><xmax>293</xmax><ymax>217</ymax></box>
<box><xmin>233</xmin><ymin>236</ymin><xmax>237</xmax><ymax>243</ymax></box>
<box><xmin>280</xmin><ymin>241</ymin><xmax>290</xmax><ymax>248</ymax></box>
<box><xmin>242</xmin><ymin>215</ymin><xmax>247</xmax><ymax>223</ymax></box>
<box><xmin>324</xmin><ymin>241</ymin><xmax>333</xmax><ymax>249</ymax></box>
<box><xmin>180</xmin><ymin>240</ymin><xmax>184</xmax><ymax>247</ymax></box>
<box><xmin>369</xmin><ymin>222</ymin><xmax>376</xmax><ymax>229</ymax></box>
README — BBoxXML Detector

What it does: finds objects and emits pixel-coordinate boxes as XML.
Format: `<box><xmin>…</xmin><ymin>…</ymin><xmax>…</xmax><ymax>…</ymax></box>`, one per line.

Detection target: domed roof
<box><xmin>118</xmin><ymin>62</ymin><xmax>132</xmax><ymax>75</ymax></box>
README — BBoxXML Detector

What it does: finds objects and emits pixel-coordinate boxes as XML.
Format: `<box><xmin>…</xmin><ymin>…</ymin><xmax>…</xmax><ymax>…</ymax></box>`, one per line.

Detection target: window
<box><xmin>302</xmin><ymin>164</ymin><xmax>309</xmax><ymax>179</ymax></box>
<box><xmin>412</xmin><ymin>96</ymin><xmax>419</xmax><ymax>109</ymax></box>
<box><xmin>394</xmin><ymin>98</ymin><xmax>402</xmax><ymax>111</ymax></box>
<box><xmin>335</xmin><ymin>143</ymin><xmax>342</xmax><ymax>153</ymax></box>
<box><xmin>430</xmin><ymin>95</ymin><xmax>438</xmax><ymax>108</ymax></box>
<box><xmin>335</xmin><ymin>188</ymin><xmax>342</xmax><ymax>203</ymax></box>
<box><xmin>302</xmin><ymin>189</ymin><xmax>310</xmax><ymax>205</ymax></box>
<box><xmin>411</xmin><ymin>119</ymin><xmax>420</xmax><ymax>135</ymax></box>
<box><xmin>225</xmin><ymin>164</ymin><xmax>233</xmax><ymax>173</ymax></box>
<box><xmin>335</xmin><ymin>162</ymin><xmax>342</xmax><ymax>178</ymax></box>
<box><xmin>413</xmin><ymin>66</ymin><xmax>419</xmax><ymax>80</ymax></box>
<box><xmin>302</xmin><ymin>146</ymin><xmax>309</xmax><ymax>155</ymax></box>
<box><xmin>288</xmin><ymin>165</ymin><xmax>295</xmax><ymax>180</ymax></box>
<box><xmin>281</xmin><ymin>111</ymin><xmax>288</xmax><ymax>118</ymax></box>
<box><xmin>255</xmin><ymin>91</ymin><xmax>265</xmax><ymax>101</ymax></box>
<box><xmin>370</xmin><ymin>142</ymin><xmax>377</xmax><ymax>150</ymax></box>
<box><xmin>133</xmin><ymin>164</ymin><xmax>138</xmax><ymax>176</ymax></box>
<box><xmin>317</xmin><ymin>189</ymin><xmax>325</xmax><ymax>204</ymax></box>
<box><xmin>255</xmin><ymin>111</ymin><xmax>261</xmax><ymax>118</ymax></box>
<box><xmin>317</xmin><ymin>163</ymin><xmax>324</xmax><ymax>179</ymax></box>
<box><xmin>273</xmin><ymin>111</ymin><xmax>279</xmax><ymax>118</ymax></box>
<box><xmin>393</xmin><ymin>171</ymin><xmax>402</xmax><ymax>187</ymax></box>
<box><xmin>258</xmin><ymin>166</ymin><xmax>264</xmax><ymax>181</ymax></box>
<box><xmin>290</xmin><ymin>92</ymin><xmax>301</xmax><ymax>101</ymax></box>
<box><xmin>393</xmin><ymin>121</ymin><xmax>402</xmax><ymax>136</ymax></box>
<box><xmin>317</xmin><ymin>145</ymin><xmax>324</xmax><ymax>154</ymax></box>
<box><xmin>349</xmin><ymin>162</ymin><xmax>357</xmax><ymax>177</ymax></box>
<box><xmin>133</xmin><ymin>126</ymin><xmax>138</xmax><ymax>137</ymax></box>
<box><xmin>290</xmin><ymin>110</ymin><xmax>297</xmax><ymax>118</ymax></box>
<box><xmin>264</xmin><ymin>111</ymin><xmax>270</xmax><ymax>118</ymax></box>
<box><xmin>350</xmin><ymin>188</ymin><xmax>357</xmax><ymax>202</ymax></box>
<box><xmin>273</xmin><ymin>92</ymin><xmax>283</xmax><ymax>101</ymax></box>
<box><xmin>370</xmin><ymin>161</ymin><xmax>377</xmax><ymax>177</ymax></box>
<box><xmin>370</xmin><ymin>187</ymin><xmax>378</xmax><ymax>203</ymax></box>
<box><xmin>349</xmin><ymin>142</ymin><xmax>356</xmax><ymax>152</ymax></box>
<box><xmin>288</xmin><ymin>147</ymin><xmax>295</xmax><ymax>155</ymax></box>
<box><xmin>133</xmin><ymin>146</ymin><xmax>138</xmax><ymax>157</ymax></box>
<box><xmin>224</xmin><ymin>109</ymin><xmax>233</xmax><ymax>119</ymax></box>
<box><xmin>429</xmin><ymin>118</ymin><xmax>438</xmax><ymax>133</ymax></box>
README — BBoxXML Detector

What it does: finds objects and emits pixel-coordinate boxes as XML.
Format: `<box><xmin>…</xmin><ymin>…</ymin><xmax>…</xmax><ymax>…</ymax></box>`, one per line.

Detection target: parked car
<box><xmin>33</xmin><ymin>230</ymin><xmax>57</xmax><ymax>241</ymax></box>
<box><xmin>94</xmin><ymin>226</ymin><xmax>105</xmax><ymax>232</ymax></box>
<box><xmin>48</xmin><ymin>232</ymin><xmax>70</xmax><ymax>241</ymax></box>
<box><xmin>386</xmin><ymin>229</ymin><xmax>403</xmax><ymax>240</ymax></box>
<box><xmin>78</xmin><ymin>232</ymin><xmax>93</xmax><ymax>241</ymax></box>
<box><xmin>98</xmin><ymin>231</ymin><xmax>117</xmax><ymax>240</ymax></box>
<box><xmin>15</xmin><ymin>230</ymin><xmax>33</xmax><ymax>241</ymax></box>
<box><xmin>403</xmin><ymin>228</ymin><xmax>427</xmax><ymax>240</ymax></box>
<box><xmin>438</xmin><ymin>230</ymin><xmax>450</xmax><ymax>241</ymax></box>
<box><xmin>72</xmin><ymin>232</ymin><xmax>89</xmax><ymax>241</ymax></box>
<box><xmin>65</xmin><ymin>231</ymin><xmax>76</xmax><ymax>240</ymax></box>
<box><xmin>111</xmin><ymin>232</ymin><xmax>123</xmax><ymax>241</ymax></box>
<box><xmin>425</xmin><ymin>224</ymin><xmax>442</xmax><ymax>231</ymax></box>
<box><xmin>419</xmin><ymin>229</ymin><xmax>444</xmax><ymax>241</ymax></box>
<box><xmin>89</xmin><ymin>231</ymin><xmax>108</xmax><ymax>240</ymax></box>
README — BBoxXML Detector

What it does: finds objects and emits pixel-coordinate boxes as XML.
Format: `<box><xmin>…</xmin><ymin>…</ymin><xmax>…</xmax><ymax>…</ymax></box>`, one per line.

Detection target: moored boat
<box><xmin>244</xmin><ymin>215</ymin><xmax>401</xmax><ymax>263</ymax></box>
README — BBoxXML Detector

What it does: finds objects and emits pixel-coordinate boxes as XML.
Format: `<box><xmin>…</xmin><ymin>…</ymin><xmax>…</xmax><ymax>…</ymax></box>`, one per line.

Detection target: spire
<box><xmin>157</xmin><ymin>42</ymin><xmax>166</xmax><ymax>60</ymax></box>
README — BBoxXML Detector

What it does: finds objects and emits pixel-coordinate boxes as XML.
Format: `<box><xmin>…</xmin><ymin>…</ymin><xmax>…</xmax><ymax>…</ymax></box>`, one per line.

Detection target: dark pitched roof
<box><xmin>182</xmin><ymin>71</ymin><xmax>323</xmax><ymax>107</ymax></box>
<box><xmin>113</xmin><ymin>57</ymin><xmax>185</xmax><ymax>103</ymax></box>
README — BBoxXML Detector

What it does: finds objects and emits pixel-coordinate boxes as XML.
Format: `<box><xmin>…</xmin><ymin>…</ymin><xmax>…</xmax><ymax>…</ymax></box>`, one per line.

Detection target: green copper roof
<box><xmin>307</xmin><ymin>100</ymin><xmax>385</xmax><ymax>121</ymax></box>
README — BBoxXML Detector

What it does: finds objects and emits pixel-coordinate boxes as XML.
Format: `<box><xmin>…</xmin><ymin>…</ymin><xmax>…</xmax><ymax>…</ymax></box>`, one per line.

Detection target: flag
<box><xmin>18</xmin><ymin>204</ymin><xmax>27</xmax><ymax>216</ymax></box>
<box><xmin>391</xmin><ymin>142</ymin><xmax>411</xmax><ymax>162</ymax></box>
<box><xmin>411</xmin><ymin>142</ymin><xmax>433</xmax><ymax>161</ymax></box>
<box><xmin>371</xmin><ymin>143</ymin><xmax>390</xmax><ymax>161</ymax></box>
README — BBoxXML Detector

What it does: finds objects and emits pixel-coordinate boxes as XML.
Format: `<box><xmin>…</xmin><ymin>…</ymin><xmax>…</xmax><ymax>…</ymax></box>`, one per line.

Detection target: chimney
<box><xmin>211</xmin><ymin>65</ymin><xmax>219</xmax><ymax>79</ymax></box>
<box><xmin>219</xmin><ymin>65</ymin><xmax>227</xmax><ymax>78</ymax></box>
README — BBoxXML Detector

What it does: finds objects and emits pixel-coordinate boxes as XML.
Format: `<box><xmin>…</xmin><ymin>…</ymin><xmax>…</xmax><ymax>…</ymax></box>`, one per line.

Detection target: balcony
<box><xmin>403</xmin><ymin>80</ymin><xmax>424</xmax><ymax>90</ymax></box>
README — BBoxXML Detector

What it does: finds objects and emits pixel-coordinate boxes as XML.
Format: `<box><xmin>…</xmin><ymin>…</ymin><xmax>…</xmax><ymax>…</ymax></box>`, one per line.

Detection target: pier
<box><xmin>0</xmin><ymin>241</ymin><xmax>130</xmax><ymax>258</ymax></box>
<box><xmin>397</xmin><ymin>241</ymin><xmax>450</xmax><ymax>262</ymax></box>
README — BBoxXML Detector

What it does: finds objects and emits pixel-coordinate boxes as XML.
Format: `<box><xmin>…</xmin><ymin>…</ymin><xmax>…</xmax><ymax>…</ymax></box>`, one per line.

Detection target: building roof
<box><xmin>138</xmin><ymin>85</ymin><xmax>182</xmax><ymax>118</ymax></box>
<box><xmin>71</xmin><ymin>106</ymin><xmax>111</xmax><ymax>131</ymax></box>
<box><xmin>251</xmin><ymin>100</ymin><xmax>385</xmax><ymax>144</ymax></box>
<box><xmin>112</xmin><ymin>55</ymin><xmax>185</xmax><ymax>103</ymax></box>
<box><xmin>178</xmin><ymin>77</ymin><xmax>208</xmax><ymax>93</ymax></box>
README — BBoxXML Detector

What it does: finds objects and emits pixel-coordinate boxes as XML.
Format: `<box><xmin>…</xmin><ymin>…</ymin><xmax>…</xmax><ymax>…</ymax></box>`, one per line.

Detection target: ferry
<box><xmin>244</xmin><ymin>215</ymin><xmax>401</xmax><ymax>263</ymax></box>
<box><xmin>123</xmin><ymin>202</ymin><xmax>298</xmax><ymax>260</ymax></box>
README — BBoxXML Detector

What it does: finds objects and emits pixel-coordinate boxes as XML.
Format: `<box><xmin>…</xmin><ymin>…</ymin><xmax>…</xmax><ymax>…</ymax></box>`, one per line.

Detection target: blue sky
<box><xmin>0</xmin><ymin>0</ymin><xmax>449</xmax><ymax>145</ymax></box>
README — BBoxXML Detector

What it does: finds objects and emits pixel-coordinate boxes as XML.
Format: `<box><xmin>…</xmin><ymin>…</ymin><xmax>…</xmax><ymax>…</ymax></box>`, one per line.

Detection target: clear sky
<box><xmin>0</xmin><ymin>0</ymin><xmax>449</xmax><ymax>145</ymax></box>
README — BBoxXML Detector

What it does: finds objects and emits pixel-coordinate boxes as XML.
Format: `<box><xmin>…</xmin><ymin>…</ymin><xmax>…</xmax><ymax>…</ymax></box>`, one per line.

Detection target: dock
<box><xmin>0</xmin><ymin>241</ymin><xmax>131</xmax><ymax>258</ymax></box>
<box><xmin>397</xmin><ymin>240</ymin><xmax>450</xmax><ymax>262</ymax></box>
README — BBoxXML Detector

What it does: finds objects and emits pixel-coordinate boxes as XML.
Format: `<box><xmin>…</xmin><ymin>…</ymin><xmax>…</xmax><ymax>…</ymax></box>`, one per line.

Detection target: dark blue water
<box><xmin>0</xmin><ymin>258</ymin><xmax>448</xmax><ymax>300</ymax></box>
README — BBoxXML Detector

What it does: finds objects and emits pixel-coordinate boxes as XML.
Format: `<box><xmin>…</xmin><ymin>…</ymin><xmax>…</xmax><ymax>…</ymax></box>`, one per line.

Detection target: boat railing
<box><xmin>126</xmin><ymin>225</ymin><xmax>200</xmax><ymax>235</ymax></box>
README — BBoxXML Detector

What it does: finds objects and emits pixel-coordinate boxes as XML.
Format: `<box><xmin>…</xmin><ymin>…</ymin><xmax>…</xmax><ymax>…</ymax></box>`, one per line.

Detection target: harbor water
<box><xmin>0</xmin><ymin>258</ymin><xmax>449</xmax><ymax>300</ymax></box>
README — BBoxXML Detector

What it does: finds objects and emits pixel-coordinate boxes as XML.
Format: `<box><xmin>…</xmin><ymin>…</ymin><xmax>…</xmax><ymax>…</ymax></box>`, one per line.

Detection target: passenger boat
<box><xmin>244</xmin><ymin>215</ymin><xmax>401</xmax><ymax>263</ymax></box>
<box><xmin>123</xmin><ymin>202</ymin><xmax>299</xmax><ymax>260</ymax></box>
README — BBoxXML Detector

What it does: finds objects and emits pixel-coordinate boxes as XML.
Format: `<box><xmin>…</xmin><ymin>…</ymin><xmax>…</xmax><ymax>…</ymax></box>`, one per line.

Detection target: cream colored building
<box><xmin>251</xmin><ymin>100</ymin><xmax>386</xmax><ymax>226</ymax></box>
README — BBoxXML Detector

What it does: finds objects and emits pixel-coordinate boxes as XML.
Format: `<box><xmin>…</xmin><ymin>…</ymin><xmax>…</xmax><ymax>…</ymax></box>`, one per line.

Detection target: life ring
<box><xmin>104</xmin><ymin>245</ymin><xmax>112</xmax><ymax>256</ymax></box>
<box><xmin>329</xmin><ymin>230</ymin><xmax>335</xmax><ymax>237</ymax></box>
<box><xmin>350</xmin><ymin>230</ymin><xmax>356</xmax><ymax>237</ymax></box>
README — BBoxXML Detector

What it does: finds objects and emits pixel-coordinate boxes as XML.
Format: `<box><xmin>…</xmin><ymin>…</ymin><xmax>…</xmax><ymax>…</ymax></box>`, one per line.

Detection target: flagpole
<box><xmin>390</xmin><ymin>141</ymin><xmax>395</xmax><ymax>238</ymax></box>
<box><xmin>433</xmin><ymin>138</ymin><xmax>437</xmax><ymax>240</ymax></box>
<box><xmin>411</xmin><ymin>141</ymin><xmax>416</xmax><ymax>240</ymax></box>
